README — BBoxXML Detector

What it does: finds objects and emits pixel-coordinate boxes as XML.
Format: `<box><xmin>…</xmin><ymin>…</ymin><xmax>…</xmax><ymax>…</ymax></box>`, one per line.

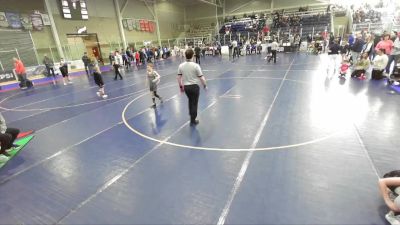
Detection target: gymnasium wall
<box><xmin>121</xmin><ymin>0</ymin><xmax>157</xmax><ymax>46</ymax></box>
<box><xmin>156</xmin><ymin>1</ymin><xmax>185</xmax><ymax>40</ymax></box>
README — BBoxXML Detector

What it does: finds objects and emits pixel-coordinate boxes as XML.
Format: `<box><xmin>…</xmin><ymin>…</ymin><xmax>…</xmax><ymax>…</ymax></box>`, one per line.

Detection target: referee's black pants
<box><xmin>184</xmin><ymin>84</ymin><xmax>200</xmax><ymax>123</ymax></box>
<box><xmin>195</xmin><ymin>55</ymin><xmax>200</xmax><ymax>64</ymax></box>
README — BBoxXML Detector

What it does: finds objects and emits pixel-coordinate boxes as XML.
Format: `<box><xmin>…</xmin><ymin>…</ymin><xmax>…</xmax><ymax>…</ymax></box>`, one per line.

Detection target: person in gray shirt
<box><xmin>43</xmin><ymin>54</ymin><xmax>55</xmax><ymax>78</ymax></box>
<box><xmin>177</xmin><ymin>48</ymin><xmax>207</xmax><ymax>126</ymax></box>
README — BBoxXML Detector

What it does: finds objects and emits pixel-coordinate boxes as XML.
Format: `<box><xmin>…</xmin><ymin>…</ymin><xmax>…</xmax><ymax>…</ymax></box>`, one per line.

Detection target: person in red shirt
<box><xmin>13</xmin><ymin>57</ymin><xmax>28</xmax><ymax>89</ymax></box>
<box><xmin>375</xmin><ymin>34</ymin><xmax>394</xmax><ymax>74</ymax></box>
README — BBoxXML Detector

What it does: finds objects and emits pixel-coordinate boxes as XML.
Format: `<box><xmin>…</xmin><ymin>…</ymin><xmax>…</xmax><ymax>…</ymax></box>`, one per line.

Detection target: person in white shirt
<box><xmin>177</xmin><ymin>48</ymin><xmax>207</xmax><ymax>126</ymax></box>
<box><xmin>389</xmin><ymin>32</ymin><xmax>400</xmax><ymax>73</ymax></box>
<box><xmin>371</xmin><ymin>48</ymin><xmax>389</xmax><ymax>80</ymax></box>
<box><xmin>232</xmin><ymin>40</ymin><xmax>239</xmax><ymax>59</ymax></box>
<box><xmin>268</xmin><ymin>39</ymin><xmax>279</xmax><ymax>63</ymax></box>
<box><xmin>113</xmin><ymin>51</ymin><xmax>123</xmax><ymax>80</ymax></box>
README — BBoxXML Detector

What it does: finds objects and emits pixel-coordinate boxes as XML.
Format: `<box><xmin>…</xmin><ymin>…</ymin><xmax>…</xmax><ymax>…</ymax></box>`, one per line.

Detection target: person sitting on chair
<box><xmin>0</xmin><ymin>112</ymin><xmax>20</xmax><ymax>158</ymax></box>
<box><xmin>379</xmin><ymin>171</ymin><xmax>400</xmax><ymax>224</ymax></box>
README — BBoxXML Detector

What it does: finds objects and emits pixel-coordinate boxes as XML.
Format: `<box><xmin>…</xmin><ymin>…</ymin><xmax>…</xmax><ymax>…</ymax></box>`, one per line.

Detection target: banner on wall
<box><xmin>0</xmin><ymin>70</ymin><xmax>17</xmax><ymax>84</ymax></box>
<box><xmin>149</xmin><ymin>21</ymin><xmax>155</xmax><ymax>33</ymax></box>
<box><xmin>20</xmin><ymin>14</ymin><xmax>33</xmax><ymax>30</ymax></box>
<box><xmin>41</xmin><ymin>14</ymin><xmax>51</xmax><ymax>25</ymax></box>
<box><xmin>122</xmin><ymin>19</ymin><xmax>128</xmax><ymax>29</ymax></box>
<box><xmin>5</xmin><ymin>12</ymin><xmax>22</xmax><ymax>29</ymax></box>
<box><xmin>134</xmin><ymin>20</ymin><xmax>140</xmax><ymax>31</ymax></box>
<box><xmin>0</xmin><ymin>12</ymin><xmax>9</xmax><ymax>28</ymax></box>
<box><xmin>31</xmin><ymin>12</ymin><xmax>44</xmax><ymax>31</ymax></box>
<box><xmin>139</xmin><ymin>20</ymin><xmax>145</xmax><ymax>31</ymax></box>
<box><xmin>122</xmin><ymin>18</ymin><xmax>155</xmax><ymax>33</ymax></box>
<box><xmin>127</xmin><ymin>19</ymin><xmax>134</xmax><ymax>31</ymax></box>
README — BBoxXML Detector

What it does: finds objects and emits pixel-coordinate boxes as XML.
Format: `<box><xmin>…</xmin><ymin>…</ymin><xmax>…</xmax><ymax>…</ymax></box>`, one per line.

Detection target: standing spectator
<box><xmin>348</xmin><ymin>33</ymin><xmax>355</xmax><ymax>46</ymax></box>
<box><xmin>351</xmin><ymin>34</ymin><xmax>365</xmax><ymax>65</ymax></box>
<box><xmin>388</xmin><ymin>32</ymin><xmax>400</xmax><ymax>75</ymax></box>
<box><xmin>232</xmin><ymin>39</ymin><xmax>239</xmax><ymax>59</ymax></box>
<box><xmin>43</xmin><ymin>55</ymin><xmax>55</xmax><ymax>82</ymax></box>
<box><xmin>13</xmin><ymin>57</ymin><xmax>28</xmax><ymax>89</ymax></box>
<box><xmin>0</xmin><ymin>112</ymin><xmax>20</xmax><ymax>158</ymax></box>
<box><xmin>362</xmin><ymin>35</ymin><xmax>375</xmax><ymax>58</ymax></box>
<box><xmin>113</xmin><ymin>51</ymin><xmax>123</xmax><ymax>80</ymax></box>
<box><xmin>177</xmin><ymin>49</ymin><xmax>207</xmax><ymax>126</ymax></box>
<box><xmin>135</xmin><ymin>50</ymin><xmax>140</xmax><ymax>67</ymax></box>
<box><xmin>82</xmin><ymin>52</ymin><xmax>91</xmax><ymax>75</ymax></box>
<box><xmin>375</xmin><ymin>34</ymin><xmax>394</xmax><ymax>74</ymax></box>
<box><xmin>109</xmin><ymin>52</ymin><xmax>115</xmax><ymax>71</ymax></box>
<box><xmin>194</xmin><ymin>45</ymin><xmax>201</xmax><ymax>64</ymax></box>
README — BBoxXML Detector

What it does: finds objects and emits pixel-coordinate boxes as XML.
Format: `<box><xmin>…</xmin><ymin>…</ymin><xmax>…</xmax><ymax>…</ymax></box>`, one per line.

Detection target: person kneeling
<box><xmin>351</xmin><ymin>52</ymin><xmax>370</xmax><ymax>79</ymax></box>
<box><xmin>371</xmin><ymin>48</ymin><xmax>389</xmax><ymax>80</ymax></box>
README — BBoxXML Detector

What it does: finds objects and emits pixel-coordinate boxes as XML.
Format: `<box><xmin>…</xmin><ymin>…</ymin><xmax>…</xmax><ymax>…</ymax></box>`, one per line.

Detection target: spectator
<box><xmin>0</xmin><ymin>112</ymin><xmax>20</xmax><ymax>158</ymax></box>
<box><xmin>82</xmin><ymin>52</ymin><xmax>91</xmax><ymax>75</ymax></box>
<box><xmin>351</xmin><ymin>34</ymin><xmax>365</xmax><ymax>64</ymax></box>
<box><xmin>388</xmin><ymin>32</ymin><xmax>400</xmax><ymax>75</ymax></box>
<box><xmin>42</xmin><ymin>55</ymin><xmax>55</xmax><ymax>80</ymax></box>
<box><xmin>379</xmin><ymin>171</ymin><xmax>400</xmax><ymax>224</ymax></box>
<box><xmin>351</xmin><ymin>52</ymin><xmax>370</xmax><ymax>79</ymax></box>
<box><xmin>375</xmin><ymin>34</ymin><xmax>394</xmax><ymax>74</ymax></box>
<box><xmin>371</xmin><ymin>48</ymin><xmax>389</xmax><ymax>80</ymax></box>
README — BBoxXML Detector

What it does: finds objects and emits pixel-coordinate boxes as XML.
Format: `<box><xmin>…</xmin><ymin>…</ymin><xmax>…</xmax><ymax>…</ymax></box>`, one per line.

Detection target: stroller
<box><xmin>387</xmin><ymin>59</ymin><xmax>400</xmax><ymax>85</ymax></box>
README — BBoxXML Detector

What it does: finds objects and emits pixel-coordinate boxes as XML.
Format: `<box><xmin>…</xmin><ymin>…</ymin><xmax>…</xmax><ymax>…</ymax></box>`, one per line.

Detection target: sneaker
<box><xmin>386</xmin><ymin>211</ymin><xmax>400</xmax><ymax>225</ymax></box>
<box><xmin>68</xmin><ymin>81</ymin><xmax>73</xmax><ymax>84</ymax></box>
<box><xmin>96</xmin><ymin>92</ymin><xmax>101</xmax><ymax>97</ymax></box>
<box><xmin>12</xmin><ymin>144</ymin><xmax>19</xmax><ymax>148</ymax></box>
<box><xmin>0</xmin><ymin>155</ymin><xmax>9</xmax><ymax>162</ymax></box>
<box><xmin>190</xmin><ymin>120</ymin><xmax>199</xmax><ymax>126</ymax></box>
<box><xmin>102</xmin><ymin>94</ymin><xmax>108</xmax><ymax>99</ymax></box>
<box><xmin>151</xmin><ymin>104</ymin><xmax>156</xmax><ymax>108</ymax></box>
<box><xmin>63</xmin><ymin>82</ymin><xmax>67</xmax><ymax>85</ymax></box>
<box><xmin>21</xmin><ymin>86</ymin><xmax>27</xmax><ymax>90</ymax></box>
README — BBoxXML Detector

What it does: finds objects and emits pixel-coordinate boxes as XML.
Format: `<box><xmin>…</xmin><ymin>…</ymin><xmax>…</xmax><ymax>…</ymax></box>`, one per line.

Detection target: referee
<box><xmin>177</xmin><ymin>48</ymin><xmax>207</xmax><ymax>126</ymax></box>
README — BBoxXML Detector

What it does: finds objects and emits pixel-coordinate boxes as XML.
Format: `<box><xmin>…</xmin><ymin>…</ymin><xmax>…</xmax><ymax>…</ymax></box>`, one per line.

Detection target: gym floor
<box><xmin>0</xmin><ymin>53</ymin><xmax>398</xmax><ymax>224</ymax></box>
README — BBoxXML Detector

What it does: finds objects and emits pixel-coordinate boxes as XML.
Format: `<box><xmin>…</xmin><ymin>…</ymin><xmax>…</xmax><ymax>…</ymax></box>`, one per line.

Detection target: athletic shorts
<box><xmin>94</xmin><ymin>73</ymin><xmax>104</xmax><ymax>87</ymax></box>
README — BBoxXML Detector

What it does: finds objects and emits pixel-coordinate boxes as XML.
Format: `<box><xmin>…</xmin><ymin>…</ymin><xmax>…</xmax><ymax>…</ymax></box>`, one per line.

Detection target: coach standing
<box><xmin>177</xmin><ymin>49</ymin><xmax>207</xmax><ymax>126</ymax></box>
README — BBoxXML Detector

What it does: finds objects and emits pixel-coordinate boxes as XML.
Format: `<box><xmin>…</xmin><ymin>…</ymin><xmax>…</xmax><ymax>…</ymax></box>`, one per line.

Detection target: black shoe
<box><xmin>151</xmin><ymin>104</ymin><xmax>156</xmax><ymax>108</ymax></box>
<box><xmin>12</xmin><ymin>144</ymin><xmax>19</xmax><ymax>148</ymax></box>
<box><xmin>190</xmin><ymin>120</ymin><xmax>199</xmax><ymax>126</ymax></box>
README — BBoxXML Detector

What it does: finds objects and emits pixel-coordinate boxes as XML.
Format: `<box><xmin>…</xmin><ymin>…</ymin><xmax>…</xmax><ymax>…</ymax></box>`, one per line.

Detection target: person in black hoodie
<box><xmin>82</xmin><ymin>52</ymin><xmax>91</xmax><ymax>75</ymax></box>
<box><xmin>194</xmin><ymin>45</ymin><xmax>201</xmax><ymax>64</ymax></box>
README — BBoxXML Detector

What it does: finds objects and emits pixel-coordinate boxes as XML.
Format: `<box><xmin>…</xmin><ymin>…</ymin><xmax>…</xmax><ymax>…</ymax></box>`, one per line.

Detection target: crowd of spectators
<box><xmin>272</xmin><ymin>11</ymin><xmax>302</xmax><ymax>28</ymax></box>
<box><xmin>352</xmin><ymin>5</ymin><xmax>382</xmax><ymax>24</ymax></box>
